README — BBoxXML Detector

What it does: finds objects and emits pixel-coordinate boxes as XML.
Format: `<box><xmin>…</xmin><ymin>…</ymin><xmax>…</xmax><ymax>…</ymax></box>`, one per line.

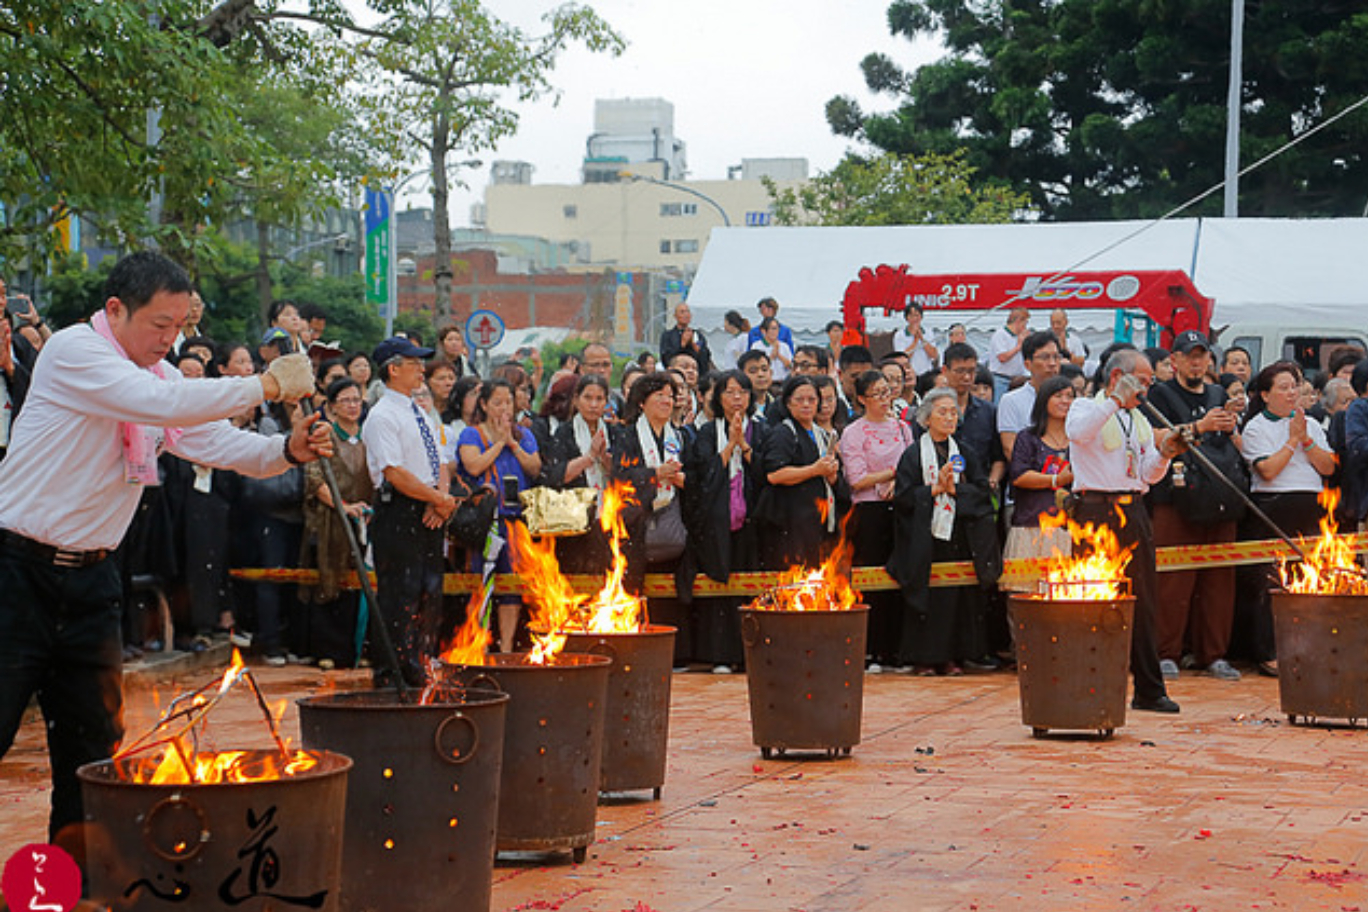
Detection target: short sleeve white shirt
<box><xmin>362</xmin><ymin>387</ymin><xmax>446</xmax><ymax>488</ymax></box>
<box><xmin>1240</xmin><ymin>411</ymin><xmax>1329</xmax><ymax>493</ymax></box>
<box><xmin>996</xmin><ymin>383</ymin><xmax>1038</xmax><ymax>435</ymax></box>
<box><xmin>989</xmin><ymin>326</ymin><xmax>1026</xmax><ymax>378</ymax></box>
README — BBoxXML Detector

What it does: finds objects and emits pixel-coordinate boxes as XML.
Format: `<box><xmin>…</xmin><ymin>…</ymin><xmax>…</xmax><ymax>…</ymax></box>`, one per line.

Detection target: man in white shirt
<box><xmin>997</xmin><ymin>332</ymin><xmax>1062</xmax><ymax>461</ymax></box>
<box><xmin>891</xmin><ymin>303</ymin><xmax>940</xmax><ymax>376</ymax></box>
<box><xmin>1049</xmin><ymin>308</ymin><xmax>1088</xmax><ymax>368</ymax></box>
<box><xmin>0</xmin><ymin>251</ymin><xmax>327</xmax><ymax>866</ymax></box>
<box><xmin>988</xmin><ymin>307</ymin><xmax>1031</xmax><ymax>401</ymax></box>
<box><xmin>1066</xmin><ymin>347</ymin><xmax>1187</xmax><ymax>714</ymax></box>
<box><xmin>363</xmin><ymin>335</ymin><xmax>459</xmax><ymax>688</ymax></box>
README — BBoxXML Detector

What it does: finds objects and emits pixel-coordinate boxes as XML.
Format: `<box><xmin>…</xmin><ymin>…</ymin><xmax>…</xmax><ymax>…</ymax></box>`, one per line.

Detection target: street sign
<box><xmin>363</xmin><ymin>186</ymin><xmax>391</xmax><ymax>315</ymax></box>
<box><xmin>465</xmin><ymin>309</ymin><xmax>506</xmax><ymax>350</ymax></box>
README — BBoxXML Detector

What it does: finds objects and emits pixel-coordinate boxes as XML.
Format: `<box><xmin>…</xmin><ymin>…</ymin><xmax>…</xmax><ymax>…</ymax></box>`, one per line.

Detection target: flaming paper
<box><xmin>1279</xmin><ymin>489</ymin><xmax>1368</xmax><ymax>596</ymax></box>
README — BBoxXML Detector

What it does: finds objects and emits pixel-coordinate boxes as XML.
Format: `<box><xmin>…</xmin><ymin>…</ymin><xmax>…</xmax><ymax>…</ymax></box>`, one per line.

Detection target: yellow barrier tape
<box><xmin>230</xmin><ymin>532</ymin><xmax>1368</xmax><ymax>598</ymax></box>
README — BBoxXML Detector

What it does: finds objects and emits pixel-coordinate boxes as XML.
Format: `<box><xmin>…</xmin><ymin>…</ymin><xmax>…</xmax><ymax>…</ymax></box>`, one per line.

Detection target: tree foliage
<box><xmin>269</xmin><ymin>0</ymin><xmax>625</xmax><ymax>321</ymax></box>
<box><xmin>829</xmin><ymin>0</ymin><xmax>1368</xmax><ymax>219</ymax></box>
<box><xmin>765</xmin><ymin>150</ymin><xmax>1033</xmax><ymax>226</ymax></box>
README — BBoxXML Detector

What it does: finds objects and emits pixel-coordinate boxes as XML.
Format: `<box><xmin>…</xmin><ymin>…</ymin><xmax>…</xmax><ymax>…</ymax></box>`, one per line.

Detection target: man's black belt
<box><xmin>1076</xmin><ymin>490</ymin><xmax>1141</xmax><ymax>505</ymax></box>
<box><xmin>0</xmin><ymin>529</ymin><xmax>110</xmax><ymax>568</ymax></box>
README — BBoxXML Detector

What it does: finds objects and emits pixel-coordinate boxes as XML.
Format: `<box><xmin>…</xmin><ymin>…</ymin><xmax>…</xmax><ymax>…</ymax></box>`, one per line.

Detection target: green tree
<box><xmin>270</xmin><ymin>0</ymin><xmax>625</xmax><ymax>321</ymax></box>
<box><xmin>765</xmin><ymin>150</ymin><xmax>1032</xmax><ymax>226</ymax></box>
<box><xmin>829</xmin><ymin>1</ymin><xmax>1368</xmax><ymax>219</ymax></box>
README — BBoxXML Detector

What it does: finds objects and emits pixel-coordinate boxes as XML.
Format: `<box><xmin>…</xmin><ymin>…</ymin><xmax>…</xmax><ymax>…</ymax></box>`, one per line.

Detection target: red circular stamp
<box><xmin>2</xmin><ymin>844</ymin><xmax>81</xmax><ymax>912</ymax></box>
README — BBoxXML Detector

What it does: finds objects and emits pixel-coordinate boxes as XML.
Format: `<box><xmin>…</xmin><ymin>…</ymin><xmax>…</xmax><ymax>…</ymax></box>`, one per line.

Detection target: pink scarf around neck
<box><xmin>92</xmin><ymin>309</ymin><xmax>183</xmax><ymax>484</ymax></box>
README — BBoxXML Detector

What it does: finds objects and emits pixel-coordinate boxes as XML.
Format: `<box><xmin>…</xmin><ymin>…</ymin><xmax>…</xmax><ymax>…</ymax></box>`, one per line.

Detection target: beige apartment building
<box><xmin>477</xmin><ymin>157</ymin><xmax>807</xmax><ymax>273</ymax></box>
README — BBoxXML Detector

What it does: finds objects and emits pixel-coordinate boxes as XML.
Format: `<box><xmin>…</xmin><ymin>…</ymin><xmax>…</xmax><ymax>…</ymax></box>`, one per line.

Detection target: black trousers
<box><xmin>1237</xmin><ymin>491</ymin><xmax>1324</xmax><ymax>663</ymax></box>
<box><xmin>850</xmin><ymin>501</ymin><xmax>901</xmax><ymax>664</ymax></box>
<box><xmin>372</xmin><ymin>492</ymin><xmax>446</xmax><ymax>685</ymax></box>
<box><xmin>1073</xmin><ymin>493</ymin><xmax>1168</xmax><ymax>704</ymax></box>
<box><xmin>0</xmin><ymin>541</ymin><xmax>124</xmax><ymax>866</ymax></box>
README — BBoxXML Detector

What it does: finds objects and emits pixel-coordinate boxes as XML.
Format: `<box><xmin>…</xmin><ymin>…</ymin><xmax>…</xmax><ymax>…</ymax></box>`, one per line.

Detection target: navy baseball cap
<box><xmin>372</xmin><ymin>335</ymin><xmax>435</xmax><ymax>364</ymax></box>
<box><xmin>260</xmin><ymin>327</ymin><xmax>293</xmax><ymax>352</ymax></box>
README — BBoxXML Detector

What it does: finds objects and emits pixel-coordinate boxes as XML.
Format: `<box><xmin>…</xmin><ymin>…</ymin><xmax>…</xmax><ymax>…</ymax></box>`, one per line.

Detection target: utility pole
<box><xmin>1223</xmin><ymin>0</ymin><xmax>1245</xmax><ymax>218</ymax></box>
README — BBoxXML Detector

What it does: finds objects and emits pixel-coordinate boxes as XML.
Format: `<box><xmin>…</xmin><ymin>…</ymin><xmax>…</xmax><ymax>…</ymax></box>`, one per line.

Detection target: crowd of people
<box><xmin>8</xmin><ymin>280</ymin><xmax>1368</xmax><ymax>688</ymax></box>
<box><xmin>8</xmin><ymin>252</ymin><xmax>1368</xmax><ymax>864</ymax></box>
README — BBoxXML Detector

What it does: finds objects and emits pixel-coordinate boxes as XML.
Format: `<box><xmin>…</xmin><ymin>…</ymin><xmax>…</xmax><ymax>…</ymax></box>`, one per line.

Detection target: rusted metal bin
<box><xmin>441</xmin><ymin>653</ymin><xmax>611</xmax><ymax>863</ymax></box>
<box><xmin>78</xmin><ymin>750</ymin><xmax>350</xmax><ymax>912</ymax></box>
<box><xmin>1272</xmin><ymin>591</ymin><xmax>1368</xmax><ymax>725</ymax></box>
<box><xmin>738</xmin><ymin>606</ymin><xmax>868</xmax><ymax>759</ymax></box>
<box><xmin>564</xmin><ymin>625</ymin><xmax>675</xmax><ymax>798</ymax></box>
<box><xmin>297</xmin><ymin>688</ymin><xmax>509</xmax><ymax>912</ymax></box>
<box><xmin>1010</xmin><ymin>595</ymin><xmax>1135</xmax><ymax>738</ymax></box>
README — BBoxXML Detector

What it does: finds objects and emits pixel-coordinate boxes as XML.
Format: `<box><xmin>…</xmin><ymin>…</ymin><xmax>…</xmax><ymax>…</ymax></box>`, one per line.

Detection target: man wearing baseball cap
<box><xmin>362</xmin><ymin>335</ymin><xmax>459</xmax><ymax>686</ymax></box>
<box><xmin>1146</xmin><ymin>330</ymin><xmax>1246</xmax><ymax>683</ymax></box>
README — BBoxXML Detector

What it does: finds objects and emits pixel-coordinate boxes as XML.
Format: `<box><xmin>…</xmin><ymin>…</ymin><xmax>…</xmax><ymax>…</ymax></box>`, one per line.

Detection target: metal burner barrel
<box><xmin>78</xmin><ymin>750</ymin><xmax>350</xmax><ymax>912</ymax></box>
<box><xmin>564</xmin><ymin>625</ymin><xmax>675</xmax><ymax>798</ymax></box>
<box><xmin>739</xmin><ymin>606</ymin><xmax>868</xmax><ymax>759</ymax></box>
<box><xmin>441</xmin><ymin>653</ymin><xmax>611</xmax><ymax>863</ymax></box>
<box><xmin>1010</xmin><ymin>594</ymin><xmax>1134</xmax><ymax>738</ymax></box>
<box><xmin>1272</xmin><ymin>591</ymin><xmax>1368</xmax><ymax>725</ymax></box>
<box><xmin>297</xmin><ymin>688</ymin><xmax>509</xmax><ymax>912</ymax></box>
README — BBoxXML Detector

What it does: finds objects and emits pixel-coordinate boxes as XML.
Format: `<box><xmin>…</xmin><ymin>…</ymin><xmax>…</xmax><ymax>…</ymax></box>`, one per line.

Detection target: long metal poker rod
<box><xmin>300</xmin><ymin>401</ymin><xmax>411</xmax><ymax>702</ymax></box>
<box><xmin>1137</xmin><ymin>395</ymin><xmax>1310</xmax><ymax>563</ymax></box>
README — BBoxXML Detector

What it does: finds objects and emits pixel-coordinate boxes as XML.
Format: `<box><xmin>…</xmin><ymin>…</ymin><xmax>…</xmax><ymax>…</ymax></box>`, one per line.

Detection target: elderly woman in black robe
<box><xmin>681</xmin><ymin>370</ymin><xmax>767</xmax><ymax>670</ymax></box>
<box><xmin>886</xmin><ymin>387</ymin><xmax>1001</xmax><ymax>675</ymax></box>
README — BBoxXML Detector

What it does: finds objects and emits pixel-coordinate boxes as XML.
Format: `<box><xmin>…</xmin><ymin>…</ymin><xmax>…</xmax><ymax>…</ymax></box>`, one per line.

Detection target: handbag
<box><xmin>450</xmin><ymin>487</ymin><xmax>497</xmax><ymax>550</ymax></box>
<box><xmin>644</xmin><ymin>497</ymin><xmax>687</xmax><ymax>564</ymax></box>
<box><xmin>449</xmin><ymin>427</ymin><xmax>499</xmax><ymax>550</ymax></box>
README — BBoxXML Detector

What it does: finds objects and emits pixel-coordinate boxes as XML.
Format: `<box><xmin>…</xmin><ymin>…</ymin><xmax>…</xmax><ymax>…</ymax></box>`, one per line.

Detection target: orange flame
<box><xmin>1280</xmin><ymin>489</ymin><xmax>1368</xmax><ymax>595</ymax></box>
<box><xmin>510</xmin><ymin>482</ymin><xmax>647</xmax><ymax>656</ymax></box>
<box><xmin>114</xmin><ymin>649</ymin><xmax>320</xmax><ymax>784</ymax></box>
<box><xmin>580</xmin><ymin>482</ymin><xmax>645</xmax><ymax>633</ymax></box>
<box><xmin>750</xmin><ymin>534</ymin><xmax>860</xmax><ymax>612</ymax></box>
<box><xmin>1033</xmin><ymin>510</ymin><xmax>1133</xmax><ymax>600</ymax></box>
<box><xmin>437</xmin><ymin>593</ymin><xmax>493</xmax><ymax>667</ymax></box>
<box><xmin>509</xmin><ymin>519</ymin><xmax>578</xmax><ymax>664</ymax></box>
<box><xmin>129</xmin><ymin>748</ymin><xmax>320</xmax><ymax>785</ymax></box>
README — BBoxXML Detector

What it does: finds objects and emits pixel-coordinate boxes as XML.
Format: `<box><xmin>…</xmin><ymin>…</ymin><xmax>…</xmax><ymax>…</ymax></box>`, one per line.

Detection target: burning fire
<box><xmin>113</xmin><ymin>650</ymin><xmax>320</xmax><ymax>784</ymax></box>
<box><xmin>507</xmin><ymin>481</ymin><xmax>647</xmax><ymax>664</ymax></box>
<box><xmin>1280</xmin><ymin>489</ymin><xmax>1368</xmax><ymax>595</ymax></box>
<box><xmin>1035</xmin><ymin>510</ymin><xmax>1133</xmax><ymax>601</ymax></box>
<box><xmin>750</xmin><ymin>536</ymin><xmax>860</xmax><ymax>612</ymax></box>
<box><xmin>437</xmin><ymin>593</ymin><xmax>494</xmax><ymax>667</ymax></box>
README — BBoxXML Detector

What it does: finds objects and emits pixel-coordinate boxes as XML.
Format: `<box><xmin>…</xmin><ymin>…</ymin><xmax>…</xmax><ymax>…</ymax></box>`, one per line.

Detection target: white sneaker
<box><xmin>712</xmin><ymin>664</ymin><xmax>733</xmax><ymax>675</ymax></box>
<box><xmin>866</xmin><ymin>663</ymin><xmax>883</xmax><ymax>675</ymax></box>
<box><xmin>1160</xmin><ymin>659</ymin><xmax>1180</xmax><ymax>680</ymax></box>
<box><xmin>264</xmin><ymin>653</ymin><xmax>287</xmax><ymax>668</ymax></box>
<box><xmin>1203</xmin><ymin>658</ymin><xmax>1242</xmax><ymax>681</ymax></box>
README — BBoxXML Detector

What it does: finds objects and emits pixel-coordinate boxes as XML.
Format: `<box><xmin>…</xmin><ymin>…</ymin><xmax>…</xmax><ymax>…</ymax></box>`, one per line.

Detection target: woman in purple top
<box><xmin>1003</xmin><ymin>375</ymin><xmax>1075</xmax><ymax>592</ymax></box>
<box><xmin>841</xmin><ymin>370</ymin><xmax>914</xmax><ymax>669</ymax></box>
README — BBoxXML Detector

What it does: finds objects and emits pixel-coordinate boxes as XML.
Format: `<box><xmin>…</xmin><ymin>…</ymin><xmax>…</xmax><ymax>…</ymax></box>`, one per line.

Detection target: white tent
<box><xmin>685</xmin><ymin>218</ymin><xmax>1368</xmax><ymax>338</ymax></box>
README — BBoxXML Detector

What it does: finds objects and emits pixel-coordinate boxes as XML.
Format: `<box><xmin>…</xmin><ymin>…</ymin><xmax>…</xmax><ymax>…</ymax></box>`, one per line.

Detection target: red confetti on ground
<box><xmin>752</xmin><ymin>764</ymin><xmax>764</xmax><ymax>773</ymax></box>
<box><xmin>625</xmin><ymin>904</ymin><xmax>662</xmax><ymax>912</ymax></box>
<box><xmin>1195</xmin><ymin>829</ymin><xmax>1213</xmax><ymax>839</ymax></box>
<box><xmin>512</xmin><ymin>888</ymin><xmax>594</xmax><ymax>910</ymax></box>
<box><xmin>1305</xmin><ymin>869</ymin><xmax>1368</xmax><ymax>888</ymax></box>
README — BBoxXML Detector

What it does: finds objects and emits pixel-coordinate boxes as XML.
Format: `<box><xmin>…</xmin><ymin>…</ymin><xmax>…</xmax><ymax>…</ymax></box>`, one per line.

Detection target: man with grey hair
<box><xmin>1066</xmin><ymin>347</ymin><xmax>1187</xmax><ymax>714</ymax></box>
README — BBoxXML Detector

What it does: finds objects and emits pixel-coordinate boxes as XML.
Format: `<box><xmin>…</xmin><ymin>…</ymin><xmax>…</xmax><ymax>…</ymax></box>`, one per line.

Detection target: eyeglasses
<box><xmin>333</xmin><ymin>395</ymin><xmax>363</xmax><ymax>406</ymax></box>
<box><xmin>946</xmin><ymin>365</ymin><xmax>977</xmax><ymax>377</ymax></box>
<box><xmin>793</xmin><ymin>360</ymin><xmax>817</xmax><ymax>370</ymax></box>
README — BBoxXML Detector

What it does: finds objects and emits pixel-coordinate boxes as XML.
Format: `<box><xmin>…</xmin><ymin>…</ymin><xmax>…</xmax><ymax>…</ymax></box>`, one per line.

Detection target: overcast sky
<box><xmin>392</xmin><ymin>0</ymin><xmax>943</xmax><ymax>223</ymax></box>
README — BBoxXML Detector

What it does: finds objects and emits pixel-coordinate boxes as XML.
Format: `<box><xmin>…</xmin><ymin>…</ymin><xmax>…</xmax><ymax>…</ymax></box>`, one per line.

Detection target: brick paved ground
<box><xmin>3</xmin><ymin>653</ymin><xmax>1367</xmax><ymax>911</ymax></box>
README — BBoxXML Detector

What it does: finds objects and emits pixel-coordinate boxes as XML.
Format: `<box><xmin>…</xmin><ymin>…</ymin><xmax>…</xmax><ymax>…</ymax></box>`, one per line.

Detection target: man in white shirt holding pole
<box><xmin>1066</xmin><ymin>347</ymin><xmax>1186</xmax><ymax>714</ymax></box>
<box><xmin>0</xmin><ymin>251</ymin><xmax>329</xmax><ymax>869</ymax></box>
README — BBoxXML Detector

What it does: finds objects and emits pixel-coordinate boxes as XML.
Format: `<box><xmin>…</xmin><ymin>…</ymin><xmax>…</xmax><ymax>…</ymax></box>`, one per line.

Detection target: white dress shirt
<box><xmin>1240</xmin><ymin>411</ymin><xmax>1329</xmax><ymax>493</ymax></box>
<box><xmin>0</xmin><ymin>324</ymin><xmax>284</xmax><ymax>550</ymax></box>
<box><xmin>363</xmin><ymin>387</ymin><xmax>448</xmax><ymax>488</ymax></box>
<box><xmin>1066</xmin><ymin>394</ymin><xmax>1169</xmax><ymax>493</ymax></box>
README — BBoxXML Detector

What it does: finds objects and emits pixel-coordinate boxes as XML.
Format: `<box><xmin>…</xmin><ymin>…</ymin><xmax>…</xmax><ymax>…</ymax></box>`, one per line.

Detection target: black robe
<box><xmin>754</xmin><ymin>419</ymin><xmax>834</xmax><ymax>570</ymax></box>
<box><xmin>885</xmin><ymin>436</ymin><xmax>1002</xmax><ymax>664</ymax></box>
<box><xmin>681</xmin><ymin>418</ymin><xmax>767</xmax><ymax>584</ymax></box>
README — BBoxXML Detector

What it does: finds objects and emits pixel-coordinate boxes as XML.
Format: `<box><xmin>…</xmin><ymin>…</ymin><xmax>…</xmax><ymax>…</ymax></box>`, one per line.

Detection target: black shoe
<box><xmin>1131</xmin><ymin>695</ymin><xmax>1181</xmax><ymax>714</ymax></box>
